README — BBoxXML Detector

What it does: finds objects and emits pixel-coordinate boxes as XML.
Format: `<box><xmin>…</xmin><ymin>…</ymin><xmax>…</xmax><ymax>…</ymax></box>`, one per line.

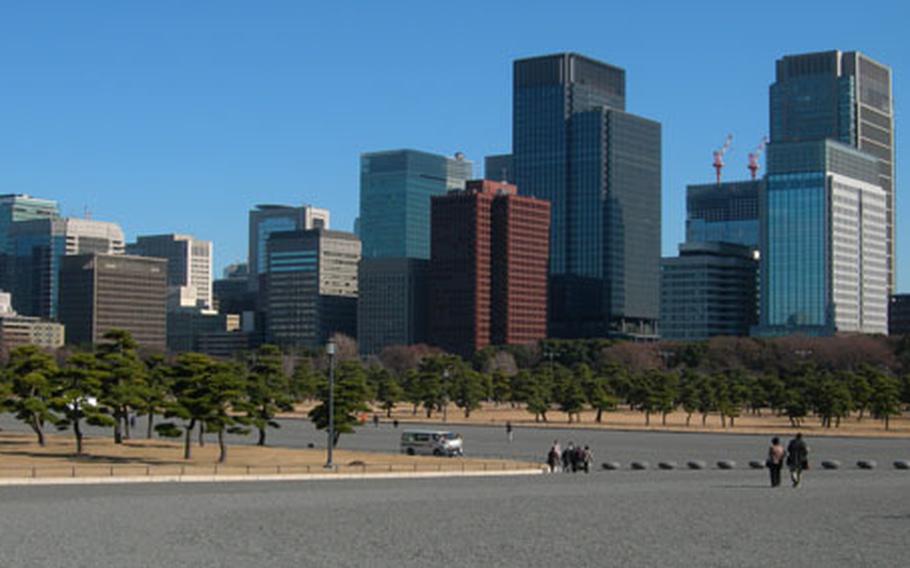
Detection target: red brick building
<box><xmin>428</xmin><ymin>180</ymin><xmax>550</xmax><ymax>357</ymax></box>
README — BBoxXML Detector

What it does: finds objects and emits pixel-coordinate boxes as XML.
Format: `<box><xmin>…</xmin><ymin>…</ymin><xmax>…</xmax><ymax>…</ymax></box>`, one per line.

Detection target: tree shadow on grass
<box><xmin>0</xmin><ymin>449</ymin><xmax>185</xmax><ymax>466</ymax></box>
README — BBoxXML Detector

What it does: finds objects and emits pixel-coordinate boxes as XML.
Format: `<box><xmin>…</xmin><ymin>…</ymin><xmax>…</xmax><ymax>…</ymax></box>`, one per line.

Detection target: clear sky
<box><xmin>1</xmin><ymin>1</ymin><xmax>906</xmax><ymax>286</ymax></box>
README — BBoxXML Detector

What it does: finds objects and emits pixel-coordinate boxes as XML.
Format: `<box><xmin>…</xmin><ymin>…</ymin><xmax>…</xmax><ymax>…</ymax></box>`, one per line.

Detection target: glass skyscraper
<box><xmin>0</xmin><ymin>194</ymin><xmax>59</xmax><ymax>254</ymax></box>
<box><xmin>359</xmin><ymin>149</ymin><xmax>472</xmax><ymax>260</ymax></box>
<box><xmin>247</xmin><ymin>204</ymin><xmax>329</xmax><ymax>292</ymax></box>
<box><xmin>512</xmin><ymin>53</ymin><xmax>661</xmax><ymax>338</ymax></box>
<box><xmin>757</xmin><ymin>139</ymin><xmax>887</xmax><ymax>335</ymax></box>
<box><xmin>770</xmin><ymin>50</ymin><xmax>895</xmax><ymax>291</ymax></box>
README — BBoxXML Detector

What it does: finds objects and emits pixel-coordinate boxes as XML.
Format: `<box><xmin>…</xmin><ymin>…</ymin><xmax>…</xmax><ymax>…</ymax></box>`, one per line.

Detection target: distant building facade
<box><xmin>58</xmin><ymin>254</ymin><xmax>167</xmax><ymax>350</ymax></box>
<box><xmin>265</xmin><ymin>229</ymin><xmax>360</xmax><ymax>349</ymax></box>
<box><xmin>484</xmin><ymin>154</ymin><xmax>513</xmax><ymax>184</ymax></box>
<box><xmin>356</xmin><ymin>149</ymin><xmax>471</xmax><ymax>354</ymax></box>
<box><xmin>6</xmin><ymin>218</ymin><xmax>125</xmax><ymax>318</ymax></box>
<box><xmin>770</xmin><ymin>50</ymin><xmax>895</xmax><ymax>292</ymax></box>
<box><xmin>359</xmin><ymin>149</ymin><xmax>471</xmax><ymax>260</ymax></box>
<box><xmin>166</xmin><ymin>310</ymin><xmax>239</xmax><ymax>353</ymax></box>
<box><xmin>756</xmin><ymin>139</ymin><xmax>887</xmax><ymax>336</ymax></box>
<box><xmin>512</xmin><ymin>53</ymin><xmax>661</xmax><ymax>339</ymax></box>
<box><xmin>248</xmin><ymin>204</ymin><xmax>329</xmax><ymax>292</ymax></box>
<box><xmin>357</xmin><ymin>258</ymin><xmax>428</xmax><ymax>355</ymax></box>
<box><xmin>428</xmin><ymin>180</ymin><xmax>550</xmax><ymax>357</ymax></box>
<box><xmin>127</xmin><ymin>234</ymin><xmax>213</xmax><ymax>310</ymax></box>
<box><xmin>0</xmin><ymin>291</ymin><xmax>64</xmax><ymax>351</ymax></box>
<box><xmin>661</xmin><ymin>242</ymin><xmax>758</xmax><ymax>341</ymax></box>
<box><xmin>889</xmin><ymin>294</ymin><xmax>910</xmax><ymax>336</ymax></box>
<box><xmin>0</xmin><ymin>194</ymin><xmax>59</xmax><ymax>253</ymax></box>
<box><xmin>686</xmin><ymin>180</ymin><xmax>762</xmax><ymax>247</ymax></box>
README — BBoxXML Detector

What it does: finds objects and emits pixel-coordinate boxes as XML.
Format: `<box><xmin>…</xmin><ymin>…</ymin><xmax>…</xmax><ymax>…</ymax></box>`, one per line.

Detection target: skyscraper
<box><xmin>359</xmin><ymin>149</ymin><xmax>472</xmax><ymax>260</ymax></box>
<box><xmin>512</xmin><ymin>53</ymin><xmax>661</xmax><ymax>339</ymax></box>
<box><xmin>6</xmin><ymin>218</ymin><xmax>125</xmax><ymax>318</ymax></box>
<box><xmin>58</xmin><ymin>253</ymin><xmax>167</xmax><ymax>350</ymax></box>
<box><xmin>770</xmin><ymin>50</ymin><xmax>895</xmax><ymax>291</ymax></box>
<box><xmin>265</xmin><ymin>229</ymin><xmax>360</xmax><ymax>348</ymax></box>
<box><xmin>0</xmin><ymin>194</ymin><xmax>59</xmax><ymax>253</ymax></box>
<box><xmin>127</xmin><ymin>234</ymin><xmax>213</xmax><ymax>311</ymax></box>
<box><xmin>248</xmin><ymin>204</ymin><xmax>329</xmax><ymax>292</ymax></box>
<box><xmin>428</xmin><ymin>180</ymin><xmax>550</xmax><ymax>357</ymax></box>
<box><xmin>356</xmin><ymin>149</ymin><xmax>471</xmax><ymax>355</ymax></box>
<box><xmin>756</xmin><ymin>139</ymin><xmax>887</xmax><ymax>336</ymax></box>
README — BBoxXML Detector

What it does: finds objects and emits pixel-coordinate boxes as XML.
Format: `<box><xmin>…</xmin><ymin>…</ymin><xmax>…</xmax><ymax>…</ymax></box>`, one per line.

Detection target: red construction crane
<box><xmin>712</xmin><ymin>134</ymin><xmax>733</xmax><ymax>185</ymax></box>
<box><xmin>748</xmin><ymin>137</ymin><xmax>769</xmax><ymax>180</ymax></box>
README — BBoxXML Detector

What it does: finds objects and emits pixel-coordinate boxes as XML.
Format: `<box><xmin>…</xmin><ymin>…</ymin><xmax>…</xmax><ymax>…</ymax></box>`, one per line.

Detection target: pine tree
<box><xmin>52</xmin><ymin>352</ymin><xmax>115</xmax><ymax>454</ymax></box>
<box><xmin>3</xmin><ymin>345</ymin><xmax>59</xmax><ymax>446</ymax></box>
<box><xmin>245</xmin><ymin>345</ymin><xmax>293</xmax><ymax>446</ymax></box>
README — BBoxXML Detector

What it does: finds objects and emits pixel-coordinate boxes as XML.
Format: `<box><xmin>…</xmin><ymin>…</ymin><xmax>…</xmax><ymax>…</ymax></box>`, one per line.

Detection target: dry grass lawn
<box><xmin>0</xmin><ymin>432</ymin><xmax>535</xmax><ymax>479</ymax></box>
<box><xmin>286</xmin><ymin>403</ymin><xmax>910</xmax><ymax>438</ymax></box>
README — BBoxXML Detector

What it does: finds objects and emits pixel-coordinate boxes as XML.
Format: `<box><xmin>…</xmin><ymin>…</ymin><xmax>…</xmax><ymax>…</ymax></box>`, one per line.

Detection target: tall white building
<box><xmin>127</xmin><ymin>234</ymin><xmax>213</xmax><ymax>311</ymax></box>
<box><xmin>758</xmin><ymin>139</ymin><xmax>888</xmax><ymax>336</ymax></box>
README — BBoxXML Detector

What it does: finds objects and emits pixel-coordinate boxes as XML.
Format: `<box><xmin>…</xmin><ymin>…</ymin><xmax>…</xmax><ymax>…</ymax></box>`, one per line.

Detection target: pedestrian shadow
<box><xmin>862</xmin><ymin>513</ymin><xmax>910</xmax><ymax>521</ymax></box>
<box><xmin>712</xmin><ymin>484</ymin><xmax>774</xmax><ymax>489</ymax></box>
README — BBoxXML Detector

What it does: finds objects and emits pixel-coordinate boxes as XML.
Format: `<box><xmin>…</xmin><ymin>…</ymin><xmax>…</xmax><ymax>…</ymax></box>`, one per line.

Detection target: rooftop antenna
<box><xmin>83</xmin><ymin>205</ymin><xmax>92</xmax><ymax>220</ymax></box>
<box><xmin>712</xmin><ymin>134</ymin><xmax>733</xmax><ymax>185</ymax></box>
<box><xmin>748</xmin><ymin>136</ymin><xmax>769</xmax><ymax>180</ymax></box>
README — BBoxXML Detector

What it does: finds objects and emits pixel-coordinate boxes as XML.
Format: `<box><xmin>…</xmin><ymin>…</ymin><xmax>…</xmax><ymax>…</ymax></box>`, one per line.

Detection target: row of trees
<box><xmin>0</xmin><ymin>330</ymin><xmax>341</xmax><ymax>462</ymax></box>
<box><xmin>3</xmin><ymin>332</ymin><xmax>910</xmax><ymax>465</ymax></box>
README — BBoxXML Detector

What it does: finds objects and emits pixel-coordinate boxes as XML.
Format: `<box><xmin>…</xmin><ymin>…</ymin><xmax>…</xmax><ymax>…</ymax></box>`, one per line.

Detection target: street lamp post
<box><xmin>325</xmin><ymin>340</ymin><xmax>336</xmax><ymax>469</ymax></box>
<box><xmin>442</xmin><ymin>368</ymin><xmax>450</xmax><ymax>423</ymax></box>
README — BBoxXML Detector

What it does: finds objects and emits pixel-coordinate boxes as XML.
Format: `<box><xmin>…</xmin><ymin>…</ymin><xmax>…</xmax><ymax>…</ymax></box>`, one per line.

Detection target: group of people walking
<box><xmin>547</xmin><ymin>441</ymin><xmax>593</xmax><ymax>473</ymax></box>
<box><xmin>767</xmin><ymin>433</ymin><xmax>809</xmax><ymax>488</ymax></box>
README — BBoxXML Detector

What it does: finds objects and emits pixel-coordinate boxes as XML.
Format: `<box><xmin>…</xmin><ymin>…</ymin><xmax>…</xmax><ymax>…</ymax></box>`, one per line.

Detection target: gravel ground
<box><xmin>1</xmin><ymin>469</ymin><xmax>908</xmax><ymax>567</ymax></box>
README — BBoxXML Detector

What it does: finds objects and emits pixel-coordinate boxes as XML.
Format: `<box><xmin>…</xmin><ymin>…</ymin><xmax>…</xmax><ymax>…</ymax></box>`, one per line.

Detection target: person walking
<box><xmin>767</xmin><ymin>437</ymin><xmax>785</xmax><ymax>487</ymax></box>
<box><xmin>786</xmin><ymin>433</ymin><xmax>809</xmax><ymax>487</ymax></box>
<box><xmin>582</xmin><ymin>446</ymin><xmax>593</xmax><ymax>474</ymax></box>
<box><xmin>563</xmin><ymin>442</ymin><xmax>575</xmax><ymax>473</ymax></box>
<box><xmin>506</xmin><ymin>421</ymin><xmax>514</xmax><ymax>443</ymax></box>
<box><xmin>547</xmin><ymin>441</ymin><xmax>561</xmax><ymax>473</ymax></box>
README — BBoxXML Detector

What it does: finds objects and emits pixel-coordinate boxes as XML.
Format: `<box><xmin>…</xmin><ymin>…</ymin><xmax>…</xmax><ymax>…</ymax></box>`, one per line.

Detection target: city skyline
<box><xmin>0</xmin><ymin>2</ymin><xmax>906</xmax><ymax>286</ymax></box>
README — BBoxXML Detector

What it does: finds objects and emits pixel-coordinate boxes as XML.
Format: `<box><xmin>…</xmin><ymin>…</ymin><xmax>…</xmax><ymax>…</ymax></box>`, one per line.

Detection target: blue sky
<box><xmin>1</xmin><ymin>1</ymin><xmax>906</xmax><ymax>286</ymax></box>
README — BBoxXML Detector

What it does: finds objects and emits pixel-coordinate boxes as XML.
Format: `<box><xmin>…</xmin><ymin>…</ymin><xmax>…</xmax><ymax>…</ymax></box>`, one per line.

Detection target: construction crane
<box><xmin>747</xmin><ymin>136</ymin><xmax>769</xmax><ymax>180</ymax></box>
<box><xmin>712</xmin><ymin>134</ymin><xmax>733</xmax><ymax>185</ymax></box>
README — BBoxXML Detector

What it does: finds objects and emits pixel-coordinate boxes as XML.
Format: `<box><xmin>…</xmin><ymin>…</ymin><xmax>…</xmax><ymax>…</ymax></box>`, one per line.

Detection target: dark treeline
<box><xmin>3</xmin><ymin>332</ymin><xmax>910</xmax><ymax>464</ymax></box>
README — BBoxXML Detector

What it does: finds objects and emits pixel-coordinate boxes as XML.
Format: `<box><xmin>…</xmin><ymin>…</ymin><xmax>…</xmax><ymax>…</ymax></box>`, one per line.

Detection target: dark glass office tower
<box><xmin>513</xmin><ymin>53</ymin><xmax>661</xmax><ymax>339</ymax></box>
<box><xmin>770</xmin><ymin>50</ymin><xmax>895</xmax><ymax>291</ymax></box>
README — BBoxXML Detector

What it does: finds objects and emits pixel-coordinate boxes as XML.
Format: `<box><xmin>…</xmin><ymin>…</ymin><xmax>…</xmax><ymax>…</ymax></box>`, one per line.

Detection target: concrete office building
<box><xmin>357</xmin><ymin>258</ymin><xmax>428</xmax><ymax>355</ymax></box>
<box><xmin>512</xmin><ymin>53</ymin><xmax>661</xmax><ymax>339</ymax></box>
<box><xmin>127</xmin><ymin>234</ymin><xmax>213</xmax><ymax>311</ymax></box>
<box><xmin>359</xmin><ymin>149</ymin><xmax>471</xmax><ymax>261</ymax></box>
<box><xmin>58</xmin><ymin>254</ymin><xmax>167</xmax><ymax>350</ymax></box>
<box><xmin>756</xmin><ymin>139</ymin><xmax>887</xmax><ymax>336</ymax></box>
<box><xmin>428</xmin><ymin>180</ymin><xmax>550</xmax><ymax>357</ymax></box>
<box><xmin>0</xmin><ymin>291</ymin><xmax>65</xmax><ymax>351</ymax></box>
<box><xmin>660</xmin><ymin>243</ymin><xmax>758</xmax><ymax>341</ymax></box>
<box><xmin>686</xmin><ymin>180</ymin><xmax>763</xmax><ymax>247</ymax></box>
<box><xmin>6</xmin><ymin>218</ymin><xmax>125</xmax><ymax>318</ymax></box>
<box><xmin>771</xmin><ymin>50</ymin><xmax>895</xmax><ymax>291</ymax></box>
<box><xmin>265</xmin><ymin>229</ymin><xmax>359</xmax><ymax>349</ymax></box>
<box><xmin>248</xmin><ymin>204</ymin><xmax>329</xmax><ymax>292</ymax></box>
